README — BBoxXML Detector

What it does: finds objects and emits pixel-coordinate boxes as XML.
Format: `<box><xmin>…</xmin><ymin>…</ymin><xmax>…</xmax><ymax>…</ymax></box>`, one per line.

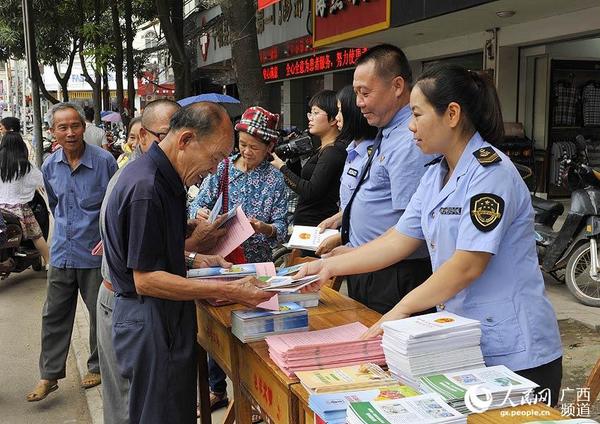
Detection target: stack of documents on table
<box><xmin>310</xmin><ymin>385</ymin><xmax>420</xmax><ymax>424</ymax></box>
<box><xmin>298</xmin><ymin>363</ymin><xmax>397</xmax><ymax>394</ymax></box>
<box><xmin>265</xmin><ymin>322</ymin><xmax>386</xmax><ymax>377</ymax></box>
<box><xmin>277</xmin><ymin>291</ymin><xmax>320</xmax><ymax>308</ymax></box>
<box><xmin>287</xmin><ymin>225</ymin><xmax>339</xmax><ymax>251</ymax></box>
<box><xmin>381</xmin><ymin>312</ymin><xmax>484</xmax><ymax>388</ymax></box>
<box><xmin>347</xmin><ymin>394</ymin><xmax>466</xmax><ymax>424</ymax></box>
<box><xmin>231</xmin><ymin>302</ymin><xmax>308</xmax><ymax>343</ymax></box>
<box><xmin>419</xmin><ymin>365</ymin><xmax>539</xmax><ymax>414</ymax></box>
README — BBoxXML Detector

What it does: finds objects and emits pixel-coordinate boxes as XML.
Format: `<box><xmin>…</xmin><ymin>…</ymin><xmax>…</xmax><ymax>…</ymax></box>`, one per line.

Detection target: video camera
<box><xmin>274</xmin><ymin>129</ymin><xmax>315</xmax><ymax>160</ymax></box>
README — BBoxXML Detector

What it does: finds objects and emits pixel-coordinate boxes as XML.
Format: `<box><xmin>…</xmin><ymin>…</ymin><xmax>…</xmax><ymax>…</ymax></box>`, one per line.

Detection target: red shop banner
<box><xmin>312</xmin><ymin>0</ymin><xmax>390</xmax><ymax>48</ymax></box>
<box><xmin>258</xmin><ymin>0</ymin><xmax>281</xmax><ymax>11</ymax></box>
<box><xmin>262</xmin><ymin>47</ymin><xmax>367</xmax><ymax>82</ymax></box>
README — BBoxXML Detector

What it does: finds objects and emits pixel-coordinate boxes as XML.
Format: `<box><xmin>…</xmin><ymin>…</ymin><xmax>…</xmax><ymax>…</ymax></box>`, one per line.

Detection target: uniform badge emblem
<box><xmin>473</xmin><ymin>147</ymin><xmax>501</xmax><ymax>166</ymax></box>
<box><xmin>470</xmin><ymin>193</ymin><xmax>504</xmax><ymax>232</ymax></box>
<box><xmin>367</xmin><ymin>146</ymin><xmax>373</xmax><ymax>156</ymax></box>
<box><xmin>347</xmin><ymin>168</ymin><xmax>358</xmax><ymax>177</ymax></box>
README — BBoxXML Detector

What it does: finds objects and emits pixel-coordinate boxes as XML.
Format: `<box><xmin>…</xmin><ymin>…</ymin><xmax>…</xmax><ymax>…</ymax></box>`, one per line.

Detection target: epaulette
<box><xmin>473</xmin><ymin>147</ymin><xmax>501</xmax><ymax>166</ymax></box>
<box><xmin>424</xmin><ymin>156</ymin><xmax>443</xmax><ymax>167</ymax></box>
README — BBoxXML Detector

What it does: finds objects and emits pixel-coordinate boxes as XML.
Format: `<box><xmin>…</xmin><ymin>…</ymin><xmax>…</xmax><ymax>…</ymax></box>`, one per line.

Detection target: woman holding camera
<box><xmin>315</xmin><ymin>85</ymin><xmax>378</xmax><ymax>256</ymax></box>
<box><xmin>271</xmin><ymin>90</ymin><xmax>347</xmax><ymax>227</ymax></box>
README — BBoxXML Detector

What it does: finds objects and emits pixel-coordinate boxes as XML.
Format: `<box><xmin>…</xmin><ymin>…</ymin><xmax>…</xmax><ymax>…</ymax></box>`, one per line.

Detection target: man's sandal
<box><xmin>26</xmin><ymin>380</ymin><xmax>58</xmax><ymax>402</ymax></box>
<box><xmin>81</xmin><ymin>372</ymin><xmax>101</xmax><ymax>389</ymax></box>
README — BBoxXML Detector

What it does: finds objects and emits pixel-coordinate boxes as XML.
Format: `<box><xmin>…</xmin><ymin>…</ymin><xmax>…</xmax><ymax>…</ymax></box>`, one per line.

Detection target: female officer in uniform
<box><xmin>297</xmin><ymin>64</ymin><xmax>563</xmax><ymax>404</ymax></box>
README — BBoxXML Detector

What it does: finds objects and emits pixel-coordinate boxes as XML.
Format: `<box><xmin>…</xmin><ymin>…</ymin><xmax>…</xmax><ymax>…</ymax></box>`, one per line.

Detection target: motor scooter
<box><xmin>532</xmin><ymin>136</ymin><xmax>600</xmax><ymax>307</ymax></box>
<box><xmin>0</xmin><ymin>191</ymin><xmax>50</xmax><ymax>278</ymax></box>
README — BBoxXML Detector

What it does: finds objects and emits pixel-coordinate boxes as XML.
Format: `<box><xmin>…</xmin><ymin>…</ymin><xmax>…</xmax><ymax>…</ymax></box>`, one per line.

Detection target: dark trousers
<box><xmin>347</xmin><ymin>257</ymin><xmax>434</xmax><ymax>314</ymax></box>
<box><xmin>112</xmin><ymin>296</ymin><xmax>197</xmax><ymax>424</ymax></box>
<box><xmin>40</xmin><ymin>266</ymin><xmax>101</xmax><ymax>380</ymax></box>
<box><xmin>208</xmin><ymin>356</ymin><xmax>227</xmax><ymax>394</ymax></box>
<box><xmin>516</xmin><ymin>356</ymin><xmax>563</xmax><ymax>407</ymax></box>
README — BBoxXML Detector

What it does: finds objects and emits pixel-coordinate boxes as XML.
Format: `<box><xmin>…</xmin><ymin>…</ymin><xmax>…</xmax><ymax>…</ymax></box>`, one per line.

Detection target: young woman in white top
<box><xmin>0</xmin><ymin>132</ymin><xmax>49</xmax><ymax>265</ymax></box>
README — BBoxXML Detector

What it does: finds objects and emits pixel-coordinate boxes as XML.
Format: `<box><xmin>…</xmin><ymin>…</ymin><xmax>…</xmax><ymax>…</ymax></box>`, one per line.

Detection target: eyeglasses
<box><xmin>307</xmin><ymin>111</ymin><xmax>326</xmax><ymax>120</ymax></box>
<box><xmin>143</xmin><ymin>127</ymin><xmax>169</xmax><ymax>141</ymax></box>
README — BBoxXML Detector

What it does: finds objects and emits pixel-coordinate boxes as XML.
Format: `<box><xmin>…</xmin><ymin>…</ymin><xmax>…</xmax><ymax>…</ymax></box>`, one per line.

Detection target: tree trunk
<box><xmin>155</xmin><ymin>0</ymin><xmax>191</xmax><ymax>100</ymax></box>
<box><xmin>102</xmin><ymin>65</ymin><xmax>110</xmax><ymax>110</ymax></box>
<box><xmin>111</xmin><ymin>0</ymin><xmax>126</xmax><ymax>122</ymax></box>
<box><xmin>124</xmin><ymin>0</ymin><xmax>135</xmax><ymax>116</ymax></box>
<box><xmin>34</xmin><ymin>65</ymin><xmax>60</xmax><ymax>104</ymax></box>
<box><xmin>52</xmin><ymin>38</ymin><xmax>78</xmax><ymax>102</ymax></box>
<box><xmin>92</xmin><ymin>0</ymin><xmax>102</xmax><ymax>124</ymax></box>
<box><xmin>221</xmin><ymin>0</ymin><xmax>267</xmax><ymax>109</ymax></box>
<box><xmin>53</xmin><ymin>63</ymin><xmax>70</xmax><ymax>101</ymax></box>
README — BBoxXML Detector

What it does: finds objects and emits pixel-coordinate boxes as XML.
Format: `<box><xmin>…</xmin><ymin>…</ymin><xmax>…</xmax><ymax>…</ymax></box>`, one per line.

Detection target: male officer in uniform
<box><xmin>103</xmin><ymin>102</ymin><xmax>273</xmax><ymax>423</ymax></box>
<box><xmin>328</xmin><ymin>44</ymin><xmax>436</xmax><ymax>314</ymax></box>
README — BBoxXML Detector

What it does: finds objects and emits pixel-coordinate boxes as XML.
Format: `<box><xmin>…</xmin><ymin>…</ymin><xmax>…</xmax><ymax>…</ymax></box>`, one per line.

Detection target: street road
<box><xmin>0</xmin><ymin>269</ymin><xmax>91</xmax><ymax>424</ymax></box>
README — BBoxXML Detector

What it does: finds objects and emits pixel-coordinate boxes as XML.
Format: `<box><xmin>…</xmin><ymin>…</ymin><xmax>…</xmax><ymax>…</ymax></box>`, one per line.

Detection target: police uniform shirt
<box><xmin>395</xmin><ymin>132</ymin><xmax>563</xmax><ymax>371</ymax></box>
<box><xmin>104</xmin><ymin>142</ymin><xmax>187</xmax><ymax>294</ymax></box>
<box><xmin>349</xmin><ymin>104</ymin><xmax>435</xmax><ymax>255</ymax></box>
<box><xmin>340</xmin><ymin>139</ymin><xmax>374</xmax><ymax>210</ymax></box>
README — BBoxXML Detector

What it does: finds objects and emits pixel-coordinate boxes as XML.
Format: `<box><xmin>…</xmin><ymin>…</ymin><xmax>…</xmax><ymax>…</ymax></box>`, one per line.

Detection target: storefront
<box><xmin>186</xmin><ymin>1</ymin><xmax>367</xmax><ymax>129</ymax></box>
<box><xmin>311</xmin><ymin>0</ymin><xmax>600</xmax><ymax>196</ymax></box>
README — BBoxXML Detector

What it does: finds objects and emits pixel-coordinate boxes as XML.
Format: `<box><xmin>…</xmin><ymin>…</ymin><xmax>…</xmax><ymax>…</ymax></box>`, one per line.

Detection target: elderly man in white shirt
<box><xmin>83</xmin><ymin>106</ymin><xmax>109</xmax><ymax>149</ymax></box>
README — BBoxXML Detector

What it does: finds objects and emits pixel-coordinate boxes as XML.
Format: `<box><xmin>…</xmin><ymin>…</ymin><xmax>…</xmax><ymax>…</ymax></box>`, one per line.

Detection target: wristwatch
<box><xmin>186</xmin><ymin>251</ymin><xmax>197</xmax><ymax>268</ymax></box>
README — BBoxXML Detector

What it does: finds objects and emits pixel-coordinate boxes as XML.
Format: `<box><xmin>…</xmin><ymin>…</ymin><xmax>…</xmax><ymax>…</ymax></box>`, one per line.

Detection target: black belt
<box><xmin>115</xmin><ymin>292</ymin><xmax>144</xmax><ymax>302</ymax></box>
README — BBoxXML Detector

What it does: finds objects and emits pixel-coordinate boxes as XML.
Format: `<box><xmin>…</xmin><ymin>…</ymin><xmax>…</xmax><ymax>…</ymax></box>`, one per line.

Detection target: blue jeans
<box><xmin>208</xmin><ymin>356</ymin><xmax>227</xmax><ymax>394</ymax></box>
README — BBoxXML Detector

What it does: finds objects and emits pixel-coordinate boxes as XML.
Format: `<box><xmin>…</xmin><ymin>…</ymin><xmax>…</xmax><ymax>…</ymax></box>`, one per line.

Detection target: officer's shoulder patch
<box><xmin>473</xmin><ymin>147</ymin><xmax>501</xmax><ymax>166</ymax></box>
<box><xmin>470</xmin><ymin>193</ymin><xmax>504</xmax><ymax>232</ymax></box>
<box><xmin>424</xmin><ymin>156</ymin><xmax>443</xmax><ymax>167</ymax></box>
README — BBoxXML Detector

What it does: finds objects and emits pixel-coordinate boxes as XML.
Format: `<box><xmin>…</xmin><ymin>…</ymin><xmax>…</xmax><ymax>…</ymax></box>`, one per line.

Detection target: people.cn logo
<box><xmin>464</xmin><ymin>385</ymin><xmax>494</xmax><ymax>413</ymax></box>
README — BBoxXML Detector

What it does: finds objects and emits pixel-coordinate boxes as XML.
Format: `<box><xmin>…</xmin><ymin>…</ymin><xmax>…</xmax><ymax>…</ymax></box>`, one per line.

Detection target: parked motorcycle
<box><xmin>532</xmin><ymin>135</ymin><xmax>600</xmax><ymax>307</ymax></box>
<box><xmin>0</xmin><ymin>191</ymin><xmax>50</xmax><ymax>278</ymax></box>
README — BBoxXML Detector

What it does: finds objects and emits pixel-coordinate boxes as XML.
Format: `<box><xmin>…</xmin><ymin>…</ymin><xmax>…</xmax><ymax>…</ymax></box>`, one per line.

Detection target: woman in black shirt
<box><xmin>271</xmin><ymin>90</ymin><xmax>347</xmax><ymax>226</ymax></box>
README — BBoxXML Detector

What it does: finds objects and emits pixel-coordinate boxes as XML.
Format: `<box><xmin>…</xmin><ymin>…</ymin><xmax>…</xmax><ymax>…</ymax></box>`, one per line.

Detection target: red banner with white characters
<box><xmin>312</xmin><ymin>0</ymin><xmax>390</xmax><ymax>47</ymax></box>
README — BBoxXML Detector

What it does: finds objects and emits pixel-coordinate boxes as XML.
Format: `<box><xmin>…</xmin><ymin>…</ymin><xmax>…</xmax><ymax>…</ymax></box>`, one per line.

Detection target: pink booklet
<box><xmin>207</xmin><ymin>207</ymin><xmax>255</xmax><ymax>257</ymax></box>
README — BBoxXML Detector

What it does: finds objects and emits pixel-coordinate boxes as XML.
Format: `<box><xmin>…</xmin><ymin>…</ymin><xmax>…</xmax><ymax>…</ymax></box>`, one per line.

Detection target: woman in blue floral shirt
<box><xmin>188</xmin><ymin>106</ymin><xmax>287</xmax><ymax>264</ymax></box>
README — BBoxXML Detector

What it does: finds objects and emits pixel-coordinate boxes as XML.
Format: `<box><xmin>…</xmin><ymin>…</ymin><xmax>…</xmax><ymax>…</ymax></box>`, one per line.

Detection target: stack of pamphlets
<box><xmin>261</xmin><ymin>275</ymin><xmax>320</xmax><ymax>292</ymax></box>
<box><xmin>309</xmin><ymin>385</ymin><xmax>420</xmax><ymax>423</ymax></box>
<box><xmin>381</xmin><ymin>312</ymin><xmax>485</xmax><ymax>388</ymax></box>
<box><xmin>266</xmin><ymin>322</ymin><xmax>386</xmax><ymax>377</ymax></box>
<box><xmin>297</xmin><ymin>364</ymin><xmax>397</xmax><ymax>394</ymax></box>
<box><xmin>287</xmin><ymin>225</ymin><xmax>339</xmax><ymax>251</ymax></box>
<box><xmin>231</xmin><ymin>302</ymin><xmax>308</xmax><ymax>343</ymax></box>
<box><xmin>347</xmin><ymin>394</ymin><xmax>466</xmax><ymax>424</ymax></box>
<box><xmin>187</xmin><ymin>262</ymin><xmax>276</xmax><ymax>280</ymax></box>
<box><xmin>419</xmin><ymin>365</ymin><xmax>539</xmax><ymax>414</ymax></box>
<box><xmin>188</xmin><ymin>262</ymin><xmax>279</xmax><ymax>310</ymax></box>
<box><xmin>278</xmin><ymin>292</ymin><xmax>320</xmax><ymax>308</ymax></box>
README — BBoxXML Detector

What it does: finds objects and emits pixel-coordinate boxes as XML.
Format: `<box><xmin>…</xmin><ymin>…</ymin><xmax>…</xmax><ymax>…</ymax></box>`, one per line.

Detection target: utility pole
<box><xmin>22</xmin><ymin>0</ymin><xmax>44</xmax><ymax>167</ymax></box>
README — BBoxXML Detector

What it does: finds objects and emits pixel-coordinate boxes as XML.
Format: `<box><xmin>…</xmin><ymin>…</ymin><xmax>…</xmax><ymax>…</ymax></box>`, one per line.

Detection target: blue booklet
<box><xmin>276</xmin><ymin>264</ymin><xmax>304</xmax><ymax>276</ymax></box>
<box><xmin>232</xmin><ymin>302</ymin><xmax>306</xmax><ymax>320</ymax></box>
<box><xmin>187</xmin><ymin>264</ymin><xmax>258</xmax><ymax>279</ymax></box>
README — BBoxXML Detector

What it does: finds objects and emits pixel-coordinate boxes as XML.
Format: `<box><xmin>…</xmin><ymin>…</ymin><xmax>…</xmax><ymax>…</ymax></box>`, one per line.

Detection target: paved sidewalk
<box><xmin>73</xmin><ymin>298</ymin><xmax>235</xmax><ymax>423</ymax></box>
<box><xmin>545</xmin><ymin>275</ymin><xmax>600</xmax><ymax>331</ymax></box>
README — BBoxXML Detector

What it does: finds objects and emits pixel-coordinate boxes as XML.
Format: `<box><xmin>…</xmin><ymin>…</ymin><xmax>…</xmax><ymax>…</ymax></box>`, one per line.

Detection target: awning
<box><xmin>258</xmin><ymin>0</ymin><xmax>280</xmax><ymax>11</ymax></box>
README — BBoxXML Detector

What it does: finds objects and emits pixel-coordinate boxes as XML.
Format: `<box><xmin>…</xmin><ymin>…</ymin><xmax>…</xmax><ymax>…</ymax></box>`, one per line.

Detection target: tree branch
<box><xmin>79</xmin><ymin>39</ymin><xmax>96</xmax><ymax>88</ymax></box>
